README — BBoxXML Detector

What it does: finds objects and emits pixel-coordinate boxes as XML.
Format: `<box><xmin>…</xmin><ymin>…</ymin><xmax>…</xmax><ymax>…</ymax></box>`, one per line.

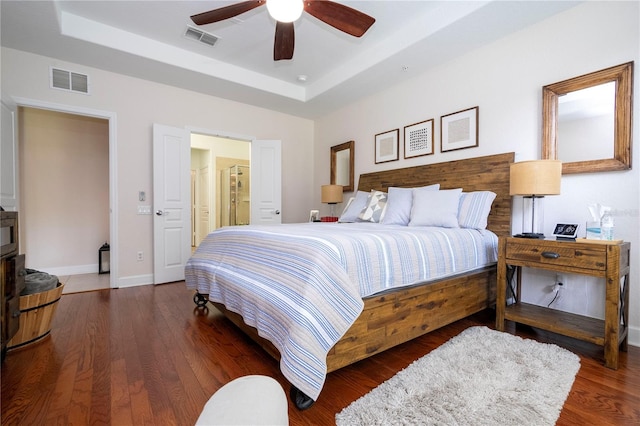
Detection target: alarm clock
<box><xmin>552</xmin><ymin>223</ymin><xmax>579</xmax><ymax>240</ymax></box>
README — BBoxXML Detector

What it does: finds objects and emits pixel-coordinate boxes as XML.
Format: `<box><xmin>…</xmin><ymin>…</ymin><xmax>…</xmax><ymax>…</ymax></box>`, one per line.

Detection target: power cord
<box><xmin>547</xmin><ymin>282</ymin><xmax>563</xmax><ymax>307</ymax></box>
<box><xmin>506</xmin><ymin>265</ymin><xmax>517</xmax><ymax>304</ymax></box>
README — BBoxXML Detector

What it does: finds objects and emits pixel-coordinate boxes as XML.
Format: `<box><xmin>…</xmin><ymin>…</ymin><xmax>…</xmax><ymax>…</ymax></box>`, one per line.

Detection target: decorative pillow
<box><xmin>458</xmin><ymin>191</ymin><xmax>497</xmax><ymax>229</ymax></box>
<box><xmin>358</xmin><ymin>190</ymin><xmax>388</xmax><ymax>223</ymax></box>
<box><xmin>338</xmin><ymin>191</ymin><xmax>370</xmax><ymax>222</ymax></box>
<box><xmin>340</xmin><ymin>196</ymin><xmax>355</xmax><ymax>216</ymax></box>
<box><xmin>381</xmin><ymin>184</ymin><xmax>440</xmax><ymax>226</ymax></box>
<box><xmin>409</xmin><ymin>188</ymin><xmax>463</xmax><ymax>228</ymax></box>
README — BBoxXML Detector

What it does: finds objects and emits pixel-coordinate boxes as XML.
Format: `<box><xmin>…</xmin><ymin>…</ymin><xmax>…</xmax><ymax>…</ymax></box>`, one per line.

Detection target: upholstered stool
<box><xmin>196</xmin><ymin>375</ymin><xmax>289</xmax><ymax>425</ymax></box>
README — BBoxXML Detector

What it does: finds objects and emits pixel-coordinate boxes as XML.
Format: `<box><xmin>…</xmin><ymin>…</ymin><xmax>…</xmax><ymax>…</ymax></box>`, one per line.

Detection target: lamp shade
<box><xmin>321</xmin><ymin>184</ymin><xmax>343</xmax><ymax>204</ymax></box>
<box><xmin>510</xmin><ymin>160</ymin><xmax>562</xmax><ymax>196</ymax></box>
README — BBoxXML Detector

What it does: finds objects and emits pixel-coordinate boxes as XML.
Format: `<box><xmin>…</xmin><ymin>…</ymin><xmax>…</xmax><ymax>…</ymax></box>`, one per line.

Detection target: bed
<box><xmin>185</xmin><ymin>152</ymin><xmax>514</xmax><ymax>409</ymax></box>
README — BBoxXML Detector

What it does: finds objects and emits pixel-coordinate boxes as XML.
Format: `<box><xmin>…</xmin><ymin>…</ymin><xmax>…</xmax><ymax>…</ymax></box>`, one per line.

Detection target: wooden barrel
<box><xmin>7</xmin><ymin>283</ymin><xmax>64</xmax><ymax>350</ymax></box>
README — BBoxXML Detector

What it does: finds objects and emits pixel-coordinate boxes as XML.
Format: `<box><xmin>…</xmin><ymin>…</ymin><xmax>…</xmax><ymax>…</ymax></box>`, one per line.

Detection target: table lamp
<box><xmin>321</xmin><ymin>184</ymin><xmax>343</xmax><ymax>221</ymax></box>
<box><xmin>510</xmin><ymin>160</ymin><xmax>561</xmax><ymax>238</ymax></box>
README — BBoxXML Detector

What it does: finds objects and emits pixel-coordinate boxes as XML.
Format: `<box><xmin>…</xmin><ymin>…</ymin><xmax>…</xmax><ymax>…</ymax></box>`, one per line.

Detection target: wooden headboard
<box><xmin>357</xmin><ymin>152</ymin><xmax>514</xmax><ymax>237</ymax></box>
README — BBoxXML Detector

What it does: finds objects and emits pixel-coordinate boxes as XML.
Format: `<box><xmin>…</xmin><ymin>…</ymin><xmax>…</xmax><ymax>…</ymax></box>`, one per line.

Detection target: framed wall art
<box><xmin>374</xmin><ymin>129</ymin><xmax>399</xmax><ymax>164</ymax></box>
<box><xmin>440</xmin><ymin>106</ymin><xmax>479</xmax><ymax>152</ymax></box>
<box><xmin>404</xmin><ymin>119</ymin><xmax>434</xmax><ymax>158</ymax></box>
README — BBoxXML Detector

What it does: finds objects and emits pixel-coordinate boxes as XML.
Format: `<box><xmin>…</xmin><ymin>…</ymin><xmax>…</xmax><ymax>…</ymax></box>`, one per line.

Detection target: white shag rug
<box><xmin>336</xmin><ymin>326</ymin><xmax>580</xmax><ymax>426</ymax></box>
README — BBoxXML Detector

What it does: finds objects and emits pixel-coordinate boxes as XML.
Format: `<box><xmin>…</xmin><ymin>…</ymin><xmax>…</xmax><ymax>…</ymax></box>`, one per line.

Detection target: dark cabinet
<box><xmin>1</xmin><ymin>211</ymin><xmax>25</xmax><ymax>361</ymax></box>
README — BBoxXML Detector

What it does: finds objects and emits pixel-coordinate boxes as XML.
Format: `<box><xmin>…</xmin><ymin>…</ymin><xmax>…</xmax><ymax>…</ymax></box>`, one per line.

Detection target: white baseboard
<box><xmin>117</xmin><ymin>274</ymin><xmax>153</xmax><ymax>288</ymax></box>
<box><xmin>628</xmin><ymin>325</ymin><xmax>639</xmax><ymax>348</ymax></box>
<box><xmin>32</xmin><ymin>270</ymin><xmax>157</xmax><ymax>289</ymax></box>
<box><xmin>37</xmin><ymin>264</ymin><xmax>97</xmax><ymax>276</ymax></box>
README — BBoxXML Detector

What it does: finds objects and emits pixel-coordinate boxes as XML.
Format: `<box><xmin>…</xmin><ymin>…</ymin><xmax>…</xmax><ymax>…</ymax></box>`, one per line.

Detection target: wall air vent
<box><xmin>184</xmin><ymin>26</ymin><xmax>219</xmax><ymax>47</ymax></box>
<box><xmin>50</xmin><ymin>67</ymin><xmax>90</xmax><ymax>94</ymax></box>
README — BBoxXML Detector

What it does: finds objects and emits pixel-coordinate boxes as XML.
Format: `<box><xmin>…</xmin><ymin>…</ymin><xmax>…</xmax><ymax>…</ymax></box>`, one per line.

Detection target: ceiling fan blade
<box><xmin>274</xmin><ymin>21</ymin><xmax>295</xmax><ymax>61</ymax></box>
<box><xmin>304</xmin><ymin>0</ymin><xmax>375</xmax><ymax>37</ymax></box>
<box><xmin>191</xmin><ymin>1</ymin><xmax>265</xmax><ymax>25</ymax></box>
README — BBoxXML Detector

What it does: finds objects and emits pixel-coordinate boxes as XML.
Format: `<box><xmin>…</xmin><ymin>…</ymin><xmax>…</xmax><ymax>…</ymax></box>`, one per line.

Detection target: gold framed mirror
<box><xmin>542</xmin><ymin>62</ymin><xmax>633</xmax><ymax>174</ymax></box>
<box><xmin>331</xmin><ymin>141</ymin><xmax>354</xmax><ymax>192</ymax></box>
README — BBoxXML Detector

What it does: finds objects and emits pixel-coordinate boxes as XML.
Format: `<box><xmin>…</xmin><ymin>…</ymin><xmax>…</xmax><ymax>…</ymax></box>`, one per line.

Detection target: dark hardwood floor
<box><xmin>2</xmin><ymin>282</ymin><xmax>639</xmax><ymax>425</ymax></box>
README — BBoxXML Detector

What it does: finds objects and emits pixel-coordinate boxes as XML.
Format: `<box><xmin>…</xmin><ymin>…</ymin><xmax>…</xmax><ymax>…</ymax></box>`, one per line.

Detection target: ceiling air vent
<box><xmin>184</xmin><ymin>26</ymin><xmax>219</xmax><ymax>47</ymax></box>
<box><xmin>50</xmin><ymin>67</ymin><xmax>90</xmax><ymax>94</ymax></box>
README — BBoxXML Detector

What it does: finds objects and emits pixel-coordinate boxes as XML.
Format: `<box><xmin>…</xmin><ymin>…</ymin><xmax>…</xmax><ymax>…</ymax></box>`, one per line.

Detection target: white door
<box><xmin>190</xmin><ymin>170</ymin><xmax>196</xmax><ymax>246</ymax></box>
<box><xmin>153</xmin><ymin>124</ymin><xmax>190</xmax><ymax>284</ymax></box>
<box><xmin>1</xmin><ymin>99</ymin><xmax>18</xmax><ymax>211</ymax></box>
<box><xmin>251</xmin><ymin>140</ymin><xmax>282</xmax><ymax>225</ymax></box>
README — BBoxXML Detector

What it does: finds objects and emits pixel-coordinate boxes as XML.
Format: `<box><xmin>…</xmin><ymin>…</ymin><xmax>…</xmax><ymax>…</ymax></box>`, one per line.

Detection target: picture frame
<box><xmin>404</xmin><ymin>119</ymin><xmax>434</xmax><ymax>158</ymax></box>
<box><xmin>309</xmin><ymin>209</ymin><xmax>320</xmax><ymax>222</ymax></box>
<box><xmin>374</xmin><ymin>129</ymin><xmax>399</xmax><ymax>164</ymax></box>
<box><xmin>440</xmin><ymin>106</ymin><xmax>479</xmax><ymax>152</ymax></box>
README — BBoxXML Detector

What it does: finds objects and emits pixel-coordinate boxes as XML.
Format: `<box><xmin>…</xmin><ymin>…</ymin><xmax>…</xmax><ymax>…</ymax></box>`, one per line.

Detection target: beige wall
<box><xmin>19</xmin><ymin>107</ymin><xmax>109</xmax><ymax>273</ymax></box>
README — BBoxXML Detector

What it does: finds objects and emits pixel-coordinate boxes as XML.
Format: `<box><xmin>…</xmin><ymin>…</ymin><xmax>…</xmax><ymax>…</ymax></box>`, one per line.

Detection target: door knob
<box><xmin>156</xmin><ymin>210</ymin><xmax>163</xmax><ymax>216</ymax></box>
<box><xmin>275</xmin><ymin>210</ymin><xmax>281</xmax><ymax>215</ymax></box>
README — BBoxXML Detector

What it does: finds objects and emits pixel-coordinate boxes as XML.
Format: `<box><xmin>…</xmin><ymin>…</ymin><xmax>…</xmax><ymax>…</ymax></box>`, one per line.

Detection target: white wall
<box><xmin>314</xmin><ymin>2</ymin><xmax>640</xmax><ymax>345</ymax></box>
<box><xmin>2</xmin><ymin>47</ymin><xmax>315</xmax><ymax>282</ymax></box>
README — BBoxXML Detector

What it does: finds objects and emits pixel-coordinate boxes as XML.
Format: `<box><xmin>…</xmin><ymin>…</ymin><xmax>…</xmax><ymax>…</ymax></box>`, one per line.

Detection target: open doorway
<box><xmin>153</xmin><ymin>126</ymin><xmax>280</xmax><ymax>285</ymax></box>
<box><xmin>18</xmin><ymin>106</ymin><xmax>112</xmax><ymax>294</ymax></box>
<box><xmin>190</xmin><ymin>133</ymin><xmax>250</xmax><ymax>249</ymax></box>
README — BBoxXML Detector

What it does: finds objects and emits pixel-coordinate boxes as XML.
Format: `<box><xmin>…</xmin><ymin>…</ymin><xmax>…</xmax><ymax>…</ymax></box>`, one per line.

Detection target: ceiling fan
<box><xmin>191</xmin><ymin>0</ymin><xmax>376</xmax><ymax>61</ymax></box>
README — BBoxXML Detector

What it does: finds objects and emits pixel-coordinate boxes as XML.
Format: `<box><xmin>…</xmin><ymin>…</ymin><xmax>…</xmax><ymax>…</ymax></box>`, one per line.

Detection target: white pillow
<box><xmin>340</xmin><ymin>196</ymin><xmax>355</xmax><ymax>216</ymax></box>
<box><xmin>381</xmin><ymin>184</ymin><xmax>440</xmax><ymax>226</ymax></box>
<box><xmin>409</xmin><ymin>188</ymin><xmax>463</xmax><ymax>228</ymax></box>
<box><xmin>338</xmin><ymin>191</ymin><xmax>370</xmax><ymax>222</ymax></box>
<box><xmin>358</xmin><ymin>190</ymin><xmax>388</xmax><ymax>223</ymax></box>
<box><xmin>458</xmin><ymin>191</ymin><xmax>497</xmax><ymax>229</ymax></box>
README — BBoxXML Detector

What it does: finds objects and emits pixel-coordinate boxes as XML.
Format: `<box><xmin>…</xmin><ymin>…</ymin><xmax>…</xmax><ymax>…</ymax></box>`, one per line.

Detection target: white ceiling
<box><xmin>1</xmin><ymin>1</ymin><xmax>580</xmax><ymax>119</ymax></box>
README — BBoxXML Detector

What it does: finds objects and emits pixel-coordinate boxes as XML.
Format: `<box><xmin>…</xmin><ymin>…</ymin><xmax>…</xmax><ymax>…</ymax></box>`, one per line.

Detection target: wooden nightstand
<box><xmin>496</xmin><ymin>236</ymin><xmax>631</xmax><ymax>369</ymax></box>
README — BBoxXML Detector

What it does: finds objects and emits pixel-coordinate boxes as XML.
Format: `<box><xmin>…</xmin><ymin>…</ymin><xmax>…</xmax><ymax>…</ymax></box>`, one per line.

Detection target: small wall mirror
<box><xmin>542</xmin><ymin>62</ymin><xmax>633</xmax><ymax>174</ymax></box>
<box><xmin>331</xmin><ymin>141</ymin><xmax>354</xmax><ymax>192</ymax></box>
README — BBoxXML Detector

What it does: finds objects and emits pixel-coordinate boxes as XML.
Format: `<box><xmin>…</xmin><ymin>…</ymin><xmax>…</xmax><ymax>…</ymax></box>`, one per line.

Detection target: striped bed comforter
<box><xmin>184</xmin><ymin>222</ymin><xmax>498</xmax><ymax>401</ymax></box>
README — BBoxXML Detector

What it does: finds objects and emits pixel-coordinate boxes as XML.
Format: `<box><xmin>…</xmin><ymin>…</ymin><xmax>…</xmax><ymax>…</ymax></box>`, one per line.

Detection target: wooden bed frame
<box><xmin>212</xmin><ymin>152</ymin><xmax>514</xmax><ymax>398</ymax></box>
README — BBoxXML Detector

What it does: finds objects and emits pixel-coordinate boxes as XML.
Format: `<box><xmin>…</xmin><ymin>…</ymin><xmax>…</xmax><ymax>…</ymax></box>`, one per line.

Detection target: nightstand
<box><xmin>496</xmin><ymin>236</ymin><xmax>631</xmax><ymax>369</ymax></box>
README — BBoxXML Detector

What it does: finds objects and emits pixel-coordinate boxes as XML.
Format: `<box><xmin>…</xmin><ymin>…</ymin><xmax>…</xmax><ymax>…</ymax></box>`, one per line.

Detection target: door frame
<box><xmin>11</xmin><ymin>97</ymin><xmax>118</xmax><ymax>289</ymax></box>
<box><xmin>1</xmin><ymin>98</ymin><xmax>19</xmax><ymax>211</ymax></box>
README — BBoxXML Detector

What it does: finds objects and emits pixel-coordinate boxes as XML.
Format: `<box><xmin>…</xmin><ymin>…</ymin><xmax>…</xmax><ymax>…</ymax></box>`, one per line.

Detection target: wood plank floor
<box><xmin>2</xmin><ymin>282</ymin><xmax>639</xmax><ymax>425</ymax></box>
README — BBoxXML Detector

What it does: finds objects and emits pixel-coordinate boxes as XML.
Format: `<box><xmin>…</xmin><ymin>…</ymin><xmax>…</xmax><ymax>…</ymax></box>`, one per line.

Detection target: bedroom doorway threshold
<box><xmin>60</xmin><ymin>273</ymin><xmax>111</xmax><ymax>294</ymax></box>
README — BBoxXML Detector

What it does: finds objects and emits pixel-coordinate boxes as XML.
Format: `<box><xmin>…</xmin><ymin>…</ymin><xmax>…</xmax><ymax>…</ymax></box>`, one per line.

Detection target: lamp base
<box><xmin>514</xmin><ymin>232</ymin><xmax>545</xmax><ymax>239</ymax></box>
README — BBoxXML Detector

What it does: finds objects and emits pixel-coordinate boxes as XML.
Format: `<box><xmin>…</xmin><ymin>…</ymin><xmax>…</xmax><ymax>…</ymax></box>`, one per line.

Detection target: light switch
<box><xmin>139</xmin><ymin>191</ymin><xmax>146</xmax><ymax>201</ymax></box>
<box><xmin>137</xmin><ymin>205</ymin><xmax>151</xmax><ymax>215</ymax></box>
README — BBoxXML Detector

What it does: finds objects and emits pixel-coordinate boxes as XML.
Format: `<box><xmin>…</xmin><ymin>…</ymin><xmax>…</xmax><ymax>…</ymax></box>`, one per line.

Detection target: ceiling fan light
<box><xmin>266</xmin><ymin>0</ymin><xmax>304</xmax><ymax>23</ymax></box>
